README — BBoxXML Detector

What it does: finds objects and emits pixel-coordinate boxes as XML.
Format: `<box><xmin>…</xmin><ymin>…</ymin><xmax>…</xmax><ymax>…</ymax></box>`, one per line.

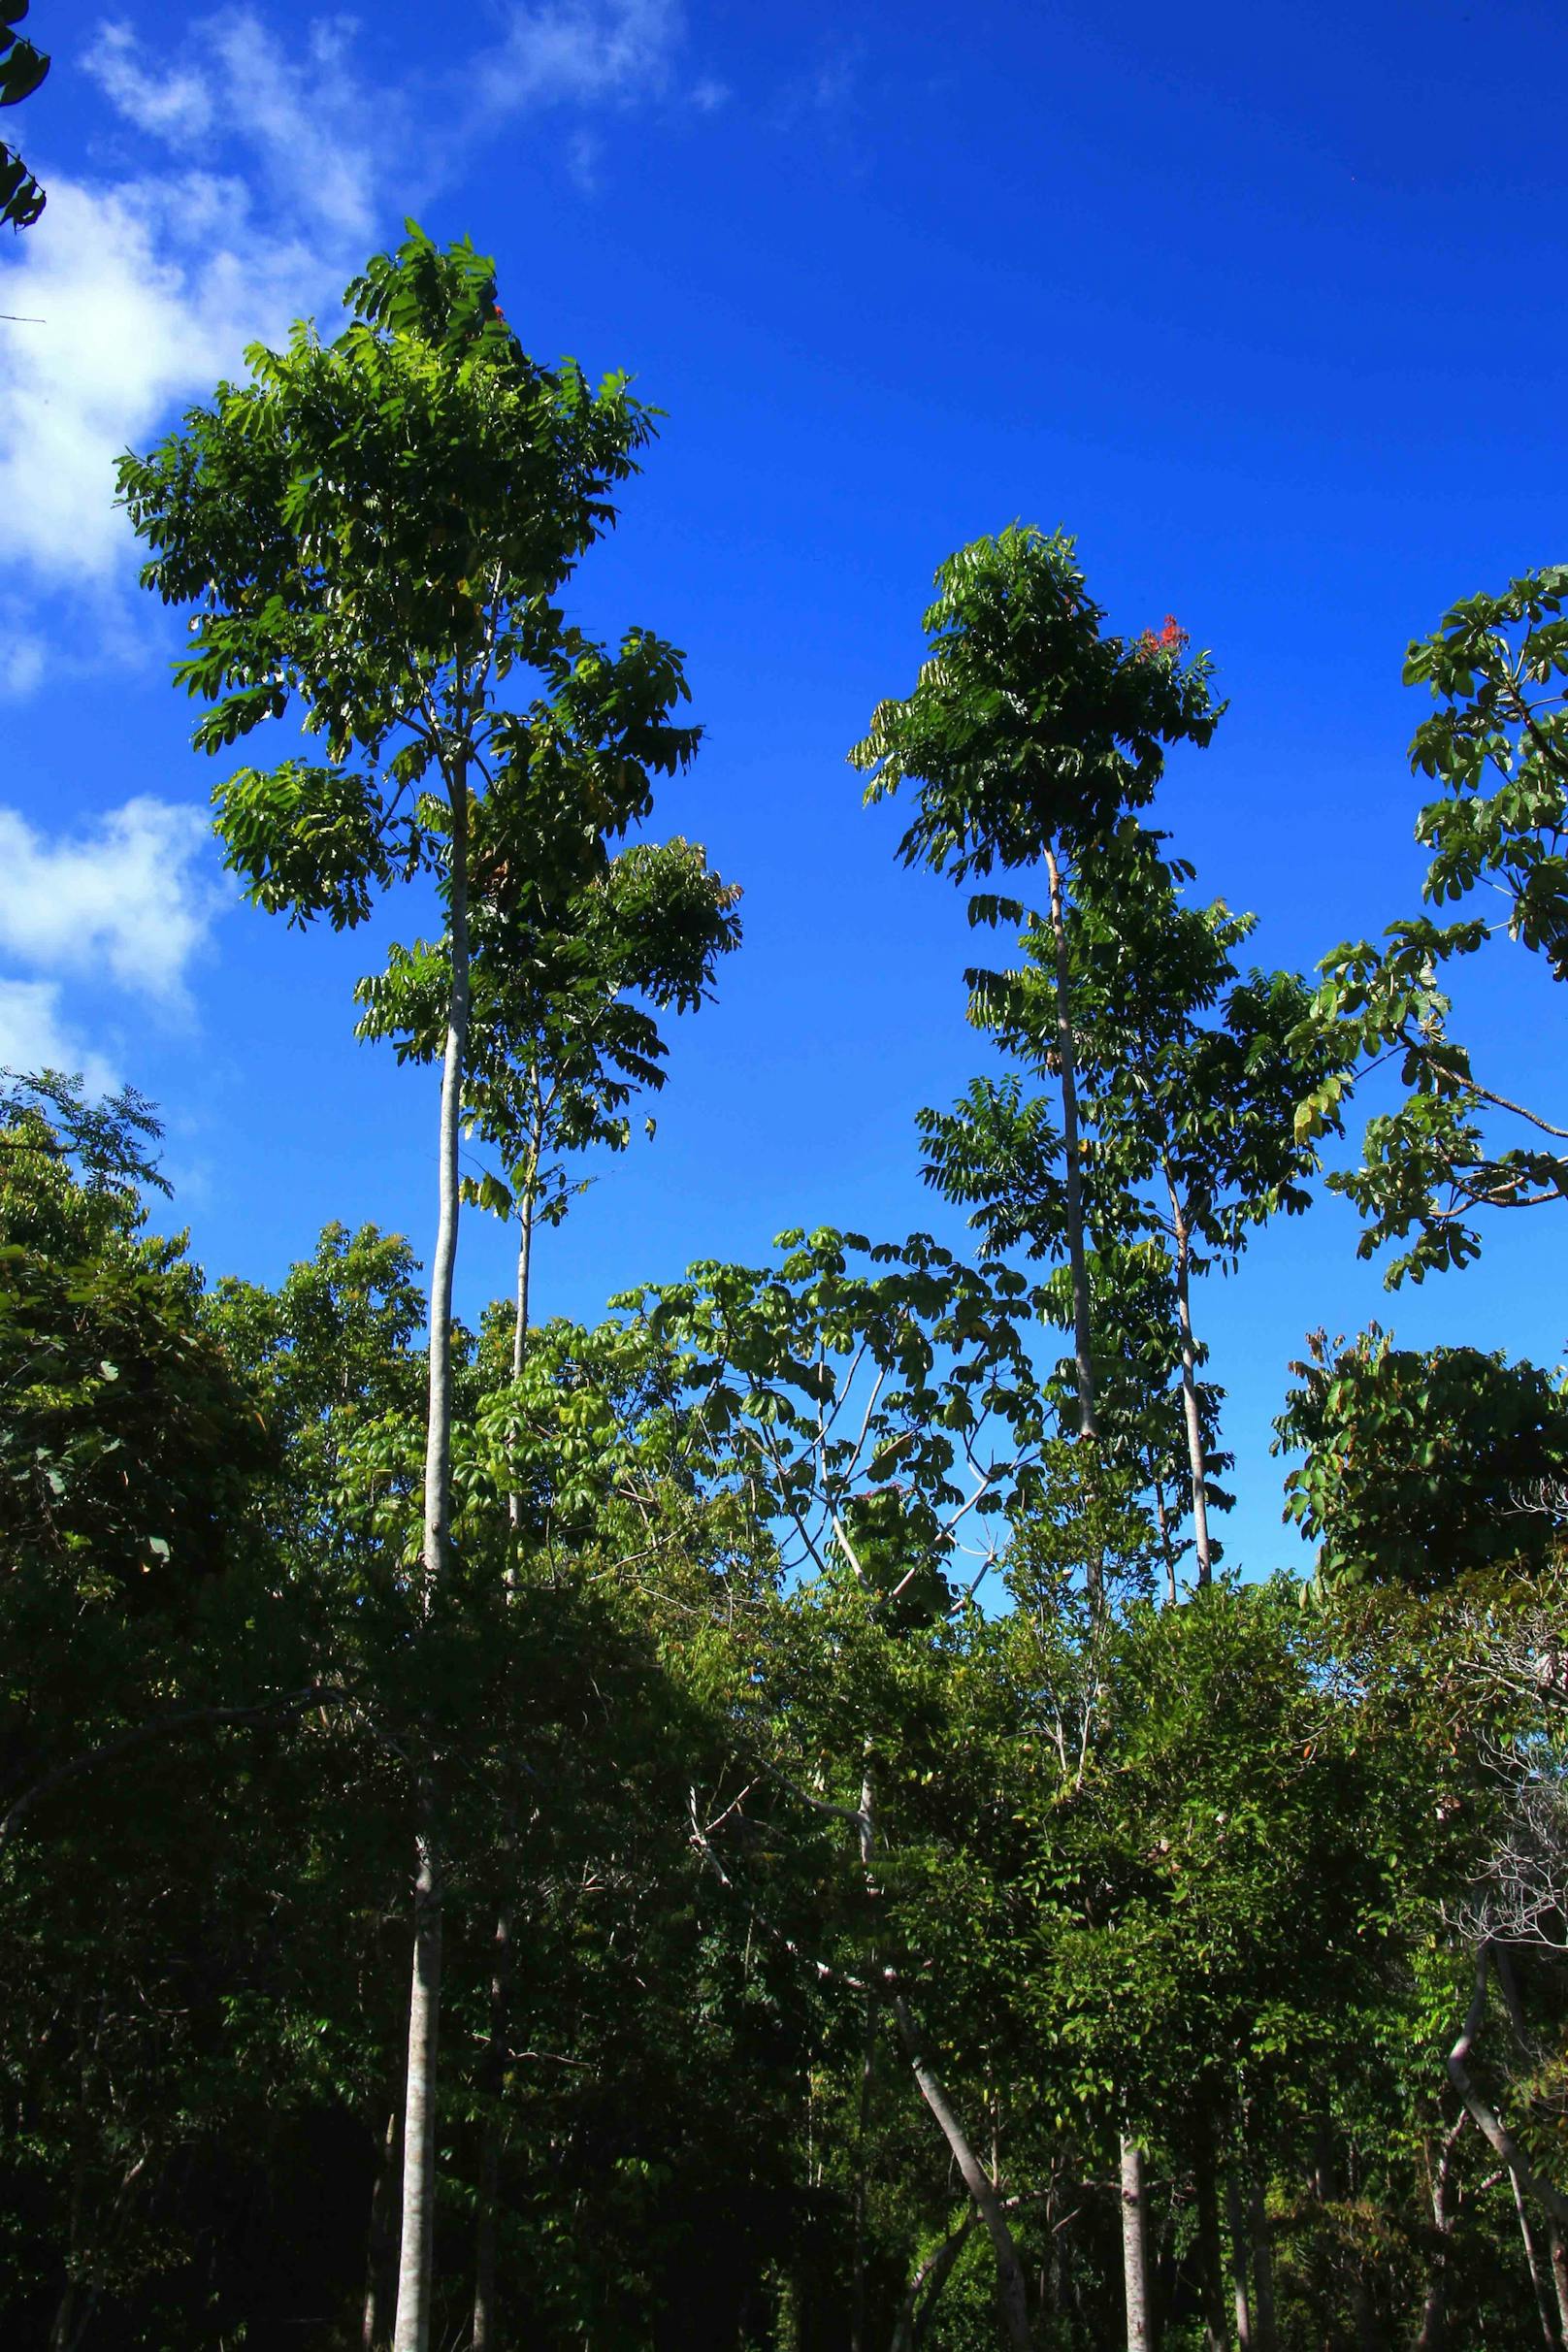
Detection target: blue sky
<box><xmin>2</xmin><ymin>0</ymin><xmax>1566</xmax><ymax>1572</ymax></box>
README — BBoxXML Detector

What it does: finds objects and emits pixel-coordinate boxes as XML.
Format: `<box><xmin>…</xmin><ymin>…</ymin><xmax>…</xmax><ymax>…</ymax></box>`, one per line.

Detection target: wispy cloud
<box><xmin>474</xmin><ymin>0</ymin><xmax>686</xmax><ymax>113</ymax></box>
<box><xmin>0</xmin><ymin>11</ymin><xmax>386</xmax><ymax>604</ymax></box>
<box><xmin>0</xmin><ymin>3</ymin><xmax>720</xmax><ymax>643</ymax></box>
<box><xmin>0</xmin><ymin>978</ymin><xmax>119</xmax><ymax>1094</ymax></box>
<box><xmin>0</xmin><ymin>798</ymin><xmax>221</xmax><ymax>1010</ymax></box>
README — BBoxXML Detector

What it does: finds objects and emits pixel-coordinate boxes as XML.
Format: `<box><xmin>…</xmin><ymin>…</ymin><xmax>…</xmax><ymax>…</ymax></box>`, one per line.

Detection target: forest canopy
<box><xmin>6</xmin><ymin>222</ymin><xmax>1568</xmax><ymax>2352</ymax></box>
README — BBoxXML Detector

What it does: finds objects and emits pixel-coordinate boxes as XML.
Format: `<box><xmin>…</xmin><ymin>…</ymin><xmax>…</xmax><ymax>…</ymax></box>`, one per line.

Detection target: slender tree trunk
<box><xmin>1225</xmin><ymin>2169</ymin><xmax>1253</xmax><ymax>2351</ymax></box>
<box><xmin>418</xmin><ymin>759</ymin><xmax>472</xmax><ymax>1598</ymax></box>
<box><xmin>1547</xmin><ymin>2220</ymin><xmax>1568</xmax><ymax>2347</ymax></box>
<box><xmin>1249</xmin><ymin>2175</ymin><xmax>1277</xmax><ymax>2352</ymax></box>
<box><xmin>506</xmin><ymin>1175</ymin><xmax>535</xmax><ymax>1534</ymax></box>
<box><xmin>1043</xmin><ymin>842</ymin><xmax>1102</xmax><ymax>1614</ymax></box>
<box><xmin>476</xmin><ymin>1146</ymin><xmax>537</xmax><ymax>2343</ymax></box>
<box><xmin>1121</xmin><ymin>2134</ymin><xmax>1153</xmax><ymax>2350</ymax></box>
<box><xmin>1150</xmin><ymin>1467</ymin><xmax>1179</xmax><ymax>1608</ymax></box>
<box><xmin>364</xmin><ymin>2105</ymin><xmax>403</xmax><ymax>2350</ymax></box>
<box><xmin>1449</xmin><ymin>1944</ymin><xmax>1568</xmax><ymax>2239</ymax></box>
<box><xmin>890</xmin><ymin>2213</ymin><xmax>977</xmax><ymax>2352</ymax></box>
<box><xmin>1413</xmin><ymin>2113</ymin><xmax>1462</xmax><ymax>2352</ymax></box>
<box><xmin>1195</xmin><ymin>2138</ymin><xmax>1229</xmax><ymax>2352</ymax></box>
<box><xmin>49</xmin><ymin>2149</ymin><xmax>89</xmax><ymax>2352</ymax></box>
<box><xmin>888</xmin><ymin>1992</ymin><xmax>1032</xmax><ymax>2352</ymax></box>
<box><xmin>849</xmin><ymin>1985</ymin><xmax>877</xmax><ymax>2352</ymax></box>
<box><xmin>1167</xmin><ymin>1195</ymin><xmax>1212</xmax><ymax>1584</ymax></box>
<box><xmin>1510</xmin><ymin>2167</ymin><xmax>1558</xmax><ymax>2348</ymax></box>
<box><xmin>392</xmin><ymin>768</ymin><xmax>472</xmax><ymax>2352</ymax></box>
<box><xmin>471</xmin><ymin>1893</ymin><xmax>514</xmax><ymax>2351</ymax></box>
<box><xmin>392</xmin><ymin>1817</ymin><xmax>444</xmax><ymax>2352</ymax></box>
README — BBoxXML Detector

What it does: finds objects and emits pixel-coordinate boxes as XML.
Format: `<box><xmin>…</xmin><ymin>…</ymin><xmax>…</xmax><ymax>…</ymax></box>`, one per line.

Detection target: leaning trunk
<box><xmin>890</xmin><ymin>2214</ymin><xmax>977</xmax><ymax>2352</ymax></box>
<box><xmin>888</xmin><ymin>1992</ymin><xmax>1033</xmax><ymax>2352</ymax></box>
<box><xmin>391</xmin><ymin>768</ymin><xmax>472</xmax><ymax>2352</ymax></box>
<box><xmin>1121</xmin><ymin>2134</ymin><xmax>1153</xmax><ymax>2351</ymax></box>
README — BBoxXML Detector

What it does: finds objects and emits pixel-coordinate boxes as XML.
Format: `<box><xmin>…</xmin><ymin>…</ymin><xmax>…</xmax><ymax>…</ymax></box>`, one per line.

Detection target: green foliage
<box><xmin>1276</xmin><ymin>1326</ymin><xmax>1568</xmax><ymax>1590</ymax></box>
<box><xmin>357</xmin><ymin>833</ymin><xmax>741</xmax><ymax>1229</ymax></box>
<box><xmin>1300</xmin><ymin>567</ymin><xmax>1568</xmax><ymax>1284</ymax></box>
<box><xmin>850</xmin><ymin>524</ymin><xmax>1219</xmax><ymax>881</ymax></box>
<box><xmin>117</xmin><ymin>221</ymin><xmax>700</xmax><ymax>940</ymax></box>
<box><xmin>0</xmin><ymin>1</ymin><xmax>48</xmax><ymax>233</ymax></box>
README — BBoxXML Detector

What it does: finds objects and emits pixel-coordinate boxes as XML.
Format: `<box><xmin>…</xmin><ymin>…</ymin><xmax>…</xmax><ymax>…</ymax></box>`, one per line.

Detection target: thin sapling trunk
<box><xmin>1120</xmin><ymin>2134</ymin><xmax>1153</xmax><ymax>2352</ymax></box>
<box><xmin>392</xmin><ymin>768</ymin><xmax>472</xmax><ymax>2352</ymax></box>
<box><xmin>1165</xmin><ymin>1183</ymin><xmax>1212</xmax><ymax>1584</ymax></box>
<box><xmin>1044</xmin><ymin>845</ymin><xmax>1100</xmax><ymax>1484</ymax></box>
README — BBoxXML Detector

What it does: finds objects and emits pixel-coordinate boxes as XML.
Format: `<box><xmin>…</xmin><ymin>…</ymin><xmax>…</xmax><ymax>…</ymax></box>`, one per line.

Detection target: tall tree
<box><xmin>927</xmin><ymin>847</ymin><xmax>1331</xmax><ymax>1587</ymax></box>
<box><xmin>850</xmin><ymin>532</ymin><xmax>1218</xmax><ymax>1608</ymax></box>
<box><xmin>117</xmin><ymin>224</ymin><xmax>701</xmax><ymax>2352</ymax></box>
<box><xmin>355</xmin><ymin>833</ymin><xmax>739</xmax><ymax>2347</ymax></box>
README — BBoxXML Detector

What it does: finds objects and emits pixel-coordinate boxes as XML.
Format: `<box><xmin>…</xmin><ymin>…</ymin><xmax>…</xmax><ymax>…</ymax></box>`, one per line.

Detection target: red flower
<box><xmin>1134</xmin><ymin>612</ymin><xmax>1189</xmax><ymax>660</ymax></box>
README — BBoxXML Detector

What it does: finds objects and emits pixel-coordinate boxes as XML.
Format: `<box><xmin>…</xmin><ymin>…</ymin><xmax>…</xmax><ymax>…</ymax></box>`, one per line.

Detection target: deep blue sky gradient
<box><xmin>6</xmin><ymin>0</ymin><xmax>1567</xmax><ymax>1572</ymax></box>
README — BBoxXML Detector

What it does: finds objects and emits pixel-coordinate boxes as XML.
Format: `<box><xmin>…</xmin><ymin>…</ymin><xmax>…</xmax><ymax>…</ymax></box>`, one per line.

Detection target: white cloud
<box><xmin>0</xmin><ymin>798</ymin><xmax>220</xmax><ymax>1009</ymax></box>
<box><xmin>0</xmin><ymin>979</ymin><xmax>119</xmax><ymax>1094</ymax></box>
<box><xmin>84</xmin><ymin>12</ymin><xmax>380</xmax><ymax>236</ymax></box>
<box><xmin>477</xmin><ymin>0</ymin><xmax>685</xmax><ymax>112</ymax></box>
<box><xmin>0</xmin><ymin>172</ymin><xmax>335</xmax><ymax>584</ymax></box>
<box><xmin>0</xmin><ymin>4</ymin><xmax>721</xmax><ymax>644</ymax></box>
<box><xmin>0</xmin><ymin>8</ymin><xmax>386</xmax><ymax>594</ymax></box>
<box><xmin>84</xmin><ymin>19</ymin><xmax>217</xmax><ymax>143</ymax></box>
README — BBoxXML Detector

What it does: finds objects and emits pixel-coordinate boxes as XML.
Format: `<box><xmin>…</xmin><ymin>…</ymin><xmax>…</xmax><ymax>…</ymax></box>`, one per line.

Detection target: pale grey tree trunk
<box><xmin>1120</xmin><ymin>2135</ymin><xmax>1153</xmax><ymax>2350</ymax></box>
<box><xmin>1548</xmin><ymin>2221</ymin><xmax>1568</xmax><ymax>2346</ymax></box>
<box><xmin>1509</xmin><ymin>2166</ymin><xmax>1557</xmax><ymax>2348</ymax></box>
<box><xmin>1449</xmin><ymin>1943</ymin><xmax>1568</xmax><ymax>2242</ymax></box>
<box><xmin>848</xmin><ymin>1985</ymin><xmax>877</xmax><ymax>2352</ymax></box>
<box><xmin>392</xmin><ymin>1820</ymin><xmax>444</xmax><ymax>2352</ymax></box>
<box><xmin>1225</xmin><ymin>2168</ymin><xmax>1253</xmax><ymax>2351</ymax></box>
<box><xmin>859</xmin><ymin>1766</ymin><xmax>1029</xmax><ymax>2348</ymax></box>
<box><xmin>888</xmin><ymin>1992</ymin><xmax>1033</xmax><ymax>2352</ymax></box>
<box><xmin>391</xmin><ymin>768</ymin><xmax>472</xmax><ymax>2352</ymax></box>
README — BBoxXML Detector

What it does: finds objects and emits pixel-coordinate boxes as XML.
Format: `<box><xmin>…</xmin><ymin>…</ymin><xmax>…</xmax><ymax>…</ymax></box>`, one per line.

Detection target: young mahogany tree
<box><xmin>354</xmin><ymin>832</ymin><xmax>738</xmax><ymax>2348</ymax></box>
<box><xmin>853</xmin><ymin>546</ymin><xmax>1217</xmax><ymax>2352</ymax></box>
<box><xmin>926</xmin><ymin>843</ymin><xmax>1332</xmax><ymax>1588</ymax></box>
<box><xmin>117</xmin><ymin>224</ymin><xmax>701</xmax><ymax>2352</ymax></box>
<box><xmin>850</xmin><ymin>530</ymin><xmax>1219</xmax><ymax>1609</ymax></box>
